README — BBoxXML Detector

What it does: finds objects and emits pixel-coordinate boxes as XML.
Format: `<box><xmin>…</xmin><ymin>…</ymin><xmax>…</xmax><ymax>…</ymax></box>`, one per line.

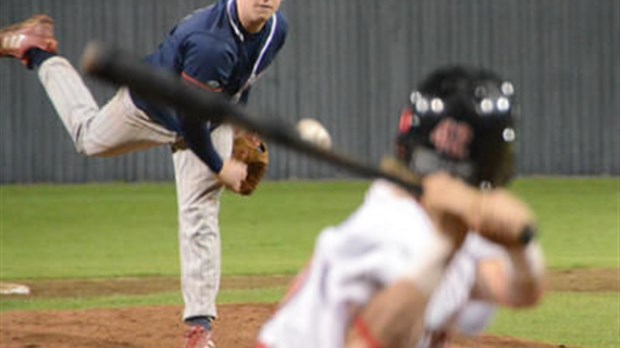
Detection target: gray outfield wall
<box><xmin>1</xmin><ymin>0</ymin><xmax>618</xmax><ymax>183</ymax></box>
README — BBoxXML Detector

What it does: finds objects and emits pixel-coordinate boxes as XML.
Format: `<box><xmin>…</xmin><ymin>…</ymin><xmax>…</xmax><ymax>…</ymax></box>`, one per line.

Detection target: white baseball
<box><xmin>296</xmin><ymin>118</ymin><xmax>333</xmax><ymax>150</ymax></box>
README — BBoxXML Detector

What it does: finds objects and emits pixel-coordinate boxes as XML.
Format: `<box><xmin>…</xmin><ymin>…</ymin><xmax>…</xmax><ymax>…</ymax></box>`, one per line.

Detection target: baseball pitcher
<box><xmin>0</xmin><ymin>1</ymin><xmax>287</xmax><ymax>347</ymax></box>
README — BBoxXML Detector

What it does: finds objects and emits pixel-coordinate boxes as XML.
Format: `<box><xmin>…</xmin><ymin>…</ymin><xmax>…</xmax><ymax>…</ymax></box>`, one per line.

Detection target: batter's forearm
<box><xmin>346</xmin><ymin>281</ymin><xmax>429</xmax><ymax>348</ymax></box>
<box><xmin>505</xmin><ymin>242</ymin><xmax>546</xmax><ymax>307</ymax></box>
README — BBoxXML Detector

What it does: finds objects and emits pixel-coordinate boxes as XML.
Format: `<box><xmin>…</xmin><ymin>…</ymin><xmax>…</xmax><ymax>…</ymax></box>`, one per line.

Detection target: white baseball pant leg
<box><xmin>173</xmin><ymin>124</ymin><xmax>233</xmax><ymax>320</ymax></box>
<box><xmin>37</xmin><ymin>56</ymin><xmax>178</xmax><ymax>154</ymax></box>
<box><xmin>38</xmin><ymin>55</ymin><xmax>232</xmax><ymax>321</ymax></box>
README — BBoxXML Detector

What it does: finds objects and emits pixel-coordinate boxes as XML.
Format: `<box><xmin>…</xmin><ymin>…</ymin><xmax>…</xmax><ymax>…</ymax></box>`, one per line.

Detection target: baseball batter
<box><xmin>257</xmin><ymin>178</ymin><xmax>458</xmax><ymax>348</ymax></box>
<box><xmin>0</xmin><ymin>1</ymin><xmax>287</xmax><ymax>347</ymax></box>
<box><xmin>257</xmin><ymin>66</ymin><xmax>545</xmax><ymax>348</ymax></box>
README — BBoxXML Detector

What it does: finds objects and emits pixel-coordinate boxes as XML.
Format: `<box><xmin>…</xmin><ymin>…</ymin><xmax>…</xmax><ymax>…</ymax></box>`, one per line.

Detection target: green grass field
<box><xmin>1</xmin><ymin>178</ymin><xmax>619</xmax><ymax>347</ymax></box>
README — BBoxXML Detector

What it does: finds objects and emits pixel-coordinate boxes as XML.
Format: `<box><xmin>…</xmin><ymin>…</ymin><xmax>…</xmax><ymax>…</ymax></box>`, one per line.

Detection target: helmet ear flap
<box><xmin>397</xmin><ymin>106</ymin><xmax>414</xmax><ymax>135</ymax></box>
<box><xmin>395</xmin><ymin>106</ymin><xmax>416</xmax><ymax>164</ymax></box>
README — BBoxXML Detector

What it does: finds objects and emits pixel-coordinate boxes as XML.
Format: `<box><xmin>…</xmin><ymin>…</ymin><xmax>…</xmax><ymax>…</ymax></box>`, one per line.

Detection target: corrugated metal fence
<box><xmin>1</xmin><ymin>0</ymin><xmax>618</xmax><ymax>183</ymax></box>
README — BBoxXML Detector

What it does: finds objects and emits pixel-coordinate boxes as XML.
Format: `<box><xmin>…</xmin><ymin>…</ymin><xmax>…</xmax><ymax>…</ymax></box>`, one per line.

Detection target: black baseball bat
<box><xmin>81</xmin><ymin>42</ymin><xmax>536</xmax><ymax>245</ymax></box>
<box><xmin>81</xmin><ymin>42</ymin><xmax>423</xmax><ymax>196</ymax></box>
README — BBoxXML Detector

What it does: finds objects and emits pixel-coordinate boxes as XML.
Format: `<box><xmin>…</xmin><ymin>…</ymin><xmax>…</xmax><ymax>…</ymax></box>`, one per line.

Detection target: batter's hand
<box><xmin>217</xmin><ymin>159</ymin><xmax>247</xmax><ymax>192</ymax></box>
<box><xmin>477</xmin><ymin>189</ymin><xmax>536</xmax><ymax>247</ymax></box>
<box><xmin>421</xmin><ymin>173</ymin><xmax>536</xmax><ymax>247</ymax></box>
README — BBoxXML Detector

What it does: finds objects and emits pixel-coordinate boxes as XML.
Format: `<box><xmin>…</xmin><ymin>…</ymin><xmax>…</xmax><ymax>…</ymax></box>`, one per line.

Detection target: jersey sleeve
<box><xmin>178</xmin><ymin>114</ymin><xmax>224</xmax><ymax>173</ymax></box>
<box><xmin>275</xmin><ymin>12</ymin><xmax>289</xmax><ymax>51</ymax></box>
<box><xmin>176</xmin><ymin>32</ymin><xmax>237</xmax><ymax>173</ymax></box>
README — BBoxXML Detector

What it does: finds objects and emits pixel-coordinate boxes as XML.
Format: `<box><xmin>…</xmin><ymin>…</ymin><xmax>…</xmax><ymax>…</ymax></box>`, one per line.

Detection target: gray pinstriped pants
<box><xmin>38</xmin><ymin>56</ymin><xmax>232</xmax><ymax>319</ymax></box>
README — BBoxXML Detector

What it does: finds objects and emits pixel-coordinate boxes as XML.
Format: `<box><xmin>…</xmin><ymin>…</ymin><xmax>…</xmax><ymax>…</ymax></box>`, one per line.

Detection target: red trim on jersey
<box><xmin>181</xmin><ymin>72</ymin><xmax>224</xmax><ymax>92</ymax></box>
<box><xmin>255</xmin><ymin>342</ymin><xmax>270</xmax><ymax>348</ymax></box>
<box><xmin>354</xmin><ymin>316</ymin><xmax>384</xmax><ymax>348</ymax></box>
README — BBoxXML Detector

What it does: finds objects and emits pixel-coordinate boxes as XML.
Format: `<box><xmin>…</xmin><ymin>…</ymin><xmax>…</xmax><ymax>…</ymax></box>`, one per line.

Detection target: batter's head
<box><xmin>396</xmin><ymin>66</ymin><xmax>517</xmax><ymax>187</ymax></box>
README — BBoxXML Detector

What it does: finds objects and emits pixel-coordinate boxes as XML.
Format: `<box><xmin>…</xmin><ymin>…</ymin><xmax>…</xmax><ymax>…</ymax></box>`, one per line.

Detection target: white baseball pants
<box><xmin>38</xmin><ymin>56</ymin><xmax>232</xmax><ymax>319</ymax></box>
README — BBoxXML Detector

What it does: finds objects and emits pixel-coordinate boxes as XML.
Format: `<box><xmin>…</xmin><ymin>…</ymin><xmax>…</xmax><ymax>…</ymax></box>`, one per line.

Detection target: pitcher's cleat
<box><xmin>0</xmin><ymin>14</ymin><xmax>58</xmax><ymax>66</ymax></box>
<box><xmin>184</xmin><ymin>325</ymin><xmax>216</xmax><ymax>348</ymax></box>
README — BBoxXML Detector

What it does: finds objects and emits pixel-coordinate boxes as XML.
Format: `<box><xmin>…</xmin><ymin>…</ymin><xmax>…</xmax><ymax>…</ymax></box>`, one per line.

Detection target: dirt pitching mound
<box><xmin>3</xmin><ymin>268</ymin><xmax>615</xmax><ymax>347</ymax></box>
<box><xmin>1</xmin><ymin>304</ymin><xmax>565</xmax><ymax>348</ymax></box>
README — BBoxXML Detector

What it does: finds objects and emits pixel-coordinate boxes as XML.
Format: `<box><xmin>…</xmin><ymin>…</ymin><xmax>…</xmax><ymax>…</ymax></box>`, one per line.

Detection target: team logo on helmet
<box><xmin>430</xmin><ymin>119</ymin><xmax>473</xmax><ymax>159</ymax></box>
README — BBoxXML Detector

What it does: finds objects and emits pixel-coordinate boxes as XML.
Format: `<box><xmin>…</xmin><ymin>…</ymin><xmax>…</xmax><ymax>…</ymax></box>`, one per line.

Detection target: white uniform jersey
<box><xmin>417</xmin><ymin>233</ymin><xmax>505</xmax><ymax>347</ymax></box>
<box><xmin>258</xmin><ymin>180</ymin><xmax>442</xmax><ymax>348</ymax></box>
<box><xmin>258</xmin><ymin>181</ymin><xmax>508</xmax><ymax>348</ymax></box>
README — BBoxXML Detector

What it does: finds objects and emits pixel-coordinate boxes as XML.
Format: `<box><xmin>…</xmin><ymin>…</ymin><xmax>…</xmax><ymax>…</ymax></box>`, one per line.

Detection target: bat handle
<box><xmin>81</xmin><ymin>41</ymin><xmax>107</xmax><ymax>74</ymax></box>
<box><xmin>477</xmin><ymin>224</ymin><xmax>538</xmax><ymax>248</ymax></box>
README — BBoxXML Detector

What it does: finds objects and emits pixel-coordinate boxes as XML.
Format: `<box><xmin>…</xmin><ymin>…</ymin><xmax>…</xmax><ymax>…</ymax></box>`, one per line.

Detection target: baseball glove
<box><xmin>231</xmin><ymin>132</ymin><xmax>269</xmax><ymax>195</ymax></box>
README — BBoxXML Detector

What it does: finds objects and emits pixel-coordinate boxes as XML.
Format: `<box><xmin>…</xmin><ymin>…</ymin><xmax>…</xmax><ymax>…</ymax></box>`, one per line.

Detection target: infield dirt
<box><xmin>2</xmin><ymin>268</ymin><xmax>617</xmax><ymax>348</ymax></box>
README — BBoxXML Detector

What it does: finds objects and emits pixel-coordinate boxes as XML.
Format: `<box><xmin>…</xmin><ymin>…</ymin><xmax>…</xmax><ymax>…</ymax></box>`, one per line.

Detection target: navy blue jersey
<box><xmin>132</xmin><ymin>0</ymin><xmax>288</xmax><ymax>173</ymax></box>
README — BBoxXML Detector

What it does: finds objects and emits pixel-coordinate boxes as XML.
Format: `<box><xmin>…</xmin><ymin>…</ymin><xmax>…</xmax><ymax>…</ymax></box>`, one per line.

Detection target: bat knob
<box><xmin>81</xmin><ymin>41</ymin><xmax>106</xmax><ymax>75</ymax></box>
<box><xmin>519</xmin><ymin>225</ymin><xmax>537</xmax><ymax>245</ymax></box>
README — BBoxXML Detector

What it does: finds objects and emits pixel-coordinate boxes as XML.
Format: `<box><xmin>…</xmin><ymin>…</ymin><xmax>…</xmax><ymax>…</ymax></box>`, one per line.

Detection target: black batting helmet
<box><xmin>396</xmin><ymin>66</ymin><xmax>517</xmax><ymax>187</ymax></box>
